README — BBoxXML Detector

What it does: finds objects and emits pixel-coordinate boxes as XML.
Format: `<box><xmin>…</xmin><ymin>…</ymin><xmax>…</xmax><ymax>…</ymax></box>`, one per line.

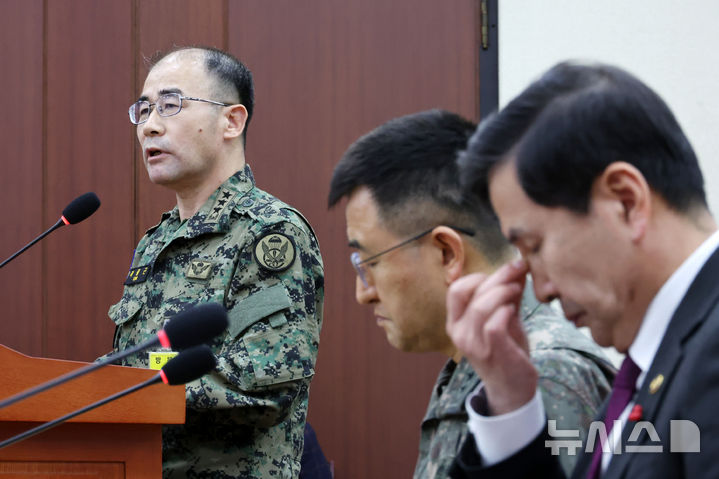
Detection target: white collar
<box><xmin>629</xmin><ymin>229</ymin><xmax>719</xmax><ymax>382</ymax></box>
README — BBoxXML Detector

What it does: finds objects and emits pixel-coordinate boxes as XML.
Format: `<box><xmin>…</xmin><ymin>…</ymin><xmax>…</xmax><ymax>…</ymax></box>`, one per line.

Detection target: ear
<box><xmin>594</xmin><ymin>162</ymin><xmax>651</xmax><ymax>242</ymax></box>
<box><xmin>223</xmin><ymin>104</ymin><xmax>248</xmax><ymax>140</ymax></box>
<box><xmin>430</xmin><ymin>227</ymin><xmax>466</xmax><ymax>285</ymax></box>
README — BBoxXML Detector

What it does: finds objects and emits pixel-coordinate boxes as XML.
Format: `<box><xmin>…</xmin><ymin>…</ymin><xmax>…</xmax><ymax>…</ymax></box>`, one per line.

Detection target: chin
<box><xmin>148</xmin><ymin>175</ymin><xmax>167</xmax><ymax>185</ymax></box>
<box><xmin>386</xmin><ymin>336</ymin><xmax>410</xmax><ymax>352</ymax></box>
<box><xmin>386</xmin><ymin>338</ymin><xmax>405</xmax><ymax>351</ymax></box>
<box><xmin>146</xmin><ymin>169</ymin><xmax>166</xmax><ymax>184</ymax></box>
<box><xmin>147</xmin><ymin>170</ymin><xmax>179</xmax><ymax>187</ymax></box>
<box><xmin>146</xmin><ymin>162</ymin><xmax>175</xmax><ymax>183</ymax></box>
<box><xmin>587</xmin><ymin>327</ymin><xmax>613</xmax><ymax>349</ymax></box>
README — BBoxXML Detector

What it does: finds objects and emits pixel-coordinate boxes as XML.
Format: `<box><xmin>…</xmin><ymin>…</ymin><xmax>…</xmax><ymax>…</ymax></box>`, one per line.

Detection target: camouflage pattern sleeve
<box><xmin>522</xmin><ymin>286</ymin><xmax>614</xmax><ymax>476</ymax></box>
<box><xmin>534</xmin><ymin>348</ymin><xmax>612</xmax><ymax>474</ymax></box>
<box><xmin>184</xmin><ymin>218</ymin><xmax>323</xmax><ymax>427</ymax></box>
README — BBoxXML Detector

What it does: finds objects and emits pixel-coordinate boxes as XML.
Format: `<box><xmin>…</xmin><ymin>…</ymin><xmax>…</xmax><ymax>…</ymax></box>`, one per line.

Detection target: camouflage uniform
<box><xmin>413</xmin><ymin>283</ymin><xmax>614</xmax><ymax>478</ymax></box>
<box><xmin>108</xmin><ymin>165</ymin><xmax>324</xmax><ymax>478</ymax></box>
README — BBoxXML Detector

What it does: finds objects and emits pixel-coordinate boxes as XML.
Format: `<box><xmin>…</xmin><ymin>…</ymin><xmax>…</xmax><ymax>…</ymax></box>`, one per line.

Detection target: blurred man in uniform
<box><xmin>108</xmin><ymin>46</ymin><xmax>324</xmax><ymax>478</ymax></box>
<box><xmin>328</xmin><ymin>109</ymin><xmax>614</xmax><ymax>477</ymax></box>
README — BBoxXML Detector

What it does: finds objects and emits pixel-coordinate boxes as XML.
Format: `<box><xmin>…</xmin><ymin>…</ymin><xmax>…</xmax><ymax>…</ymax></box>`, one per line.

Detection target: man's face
<box><xmin>137</xmin><ymin>52</ymin><xmax>225</xmax><ymax>190</ymax></box>
<box><xmin>345</xmin><ymin>187</ymin><xmax>452</xmax><ymax>353</ymax></box>
<box><xmin>488</xmin><ymin>160</ymin><xmax>642</xmax><ymax>351</ymax></box>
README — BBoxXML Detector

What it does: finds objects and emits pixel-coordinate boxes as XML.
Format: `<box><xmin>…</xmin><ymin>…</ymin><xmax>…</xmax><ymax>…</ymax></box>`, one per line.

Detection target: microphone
<box><xmin>158</xmin><ymin>343</ymin><xmax>218</xmax><ymax>385</ymax></box>
<box><xmin>0</xmin><ymin>302</ymin><xmax>228</xmax><ymax>410</ymax></box>
<box><xmin>0</xmin><ymin>192</ymin><xmax>101</xmax><ymax>269</ymax></box>
<box><xmin>61</xmin><ymin>192</ymin><xmax>102</xmax><ymax>225</ymax></box>
<box><xmin>0</xmin><ymin>345</ymin><xmax>216</xmax><ymax>450</ymax></box>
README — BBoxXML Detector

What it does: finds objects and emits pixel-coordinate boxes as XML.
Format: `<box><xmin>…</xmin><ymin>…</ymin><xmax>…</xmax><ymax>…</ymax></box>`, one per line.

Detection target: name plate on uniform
<box><xmin>149</xmin><ymin>351</ymin><xmax>178</xmax><ymax>370</ymax></box>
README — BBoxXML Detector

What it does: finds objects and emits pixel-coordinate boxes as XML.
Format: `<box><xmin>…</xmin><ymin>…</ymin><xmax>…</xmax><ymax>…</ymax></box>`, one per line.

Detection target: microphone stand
<box><xmin>0</xmin><ymin>219</ymin><xmax>64</xmax><ymax>269</ymax></box>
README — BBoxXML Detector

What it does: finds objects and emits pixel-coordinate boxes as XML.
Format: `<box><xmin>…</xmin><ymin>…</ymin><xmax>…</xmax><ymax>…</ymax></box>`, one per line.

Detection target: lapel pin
<box><xmin>649</xmin><ymin>374</ymin><xmax>664</xmax><ymax>394</ymax></box>
<box><xmin>629</xmin><ymin>404</ymin><xmax>643</xmax><ymax>422</ymax></box>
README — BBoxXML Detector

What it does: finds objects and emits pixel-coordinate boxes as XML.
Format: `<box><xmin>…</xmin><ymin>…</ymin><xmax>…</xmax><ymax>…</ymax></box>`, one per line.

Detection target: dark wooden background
<box><xmin>0</xmin><ymin>1</ymin><xmax>482</xmax><ymax>477</ymax></box>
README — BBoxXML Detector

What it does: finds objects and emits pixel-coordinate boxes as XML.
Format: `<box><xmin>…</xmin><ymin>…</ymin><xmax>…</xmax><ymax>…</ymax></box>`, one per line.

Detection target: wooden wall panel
<box><xmin>0</xmin><ymin>1</ymin><xmax>481</xmax><ymax>476</ymax></box>
<box><xmin>0</xmin><ymin>0</ymin><xmax>44</xmax><ymax>356</ymax></box>
<box><xmin>134</xmin><ymin>0</ymin><xmax>227</xmax><ymax>235</ymax></box>
<box><xmin>229</xmin><ymin>1</ymin><xmax>479</xmax><ymax>477</ymax></box>
<box><xmin>44</xmin><ymin>0</ymin><xmax>134</xmax><ymax>360</ymax></box>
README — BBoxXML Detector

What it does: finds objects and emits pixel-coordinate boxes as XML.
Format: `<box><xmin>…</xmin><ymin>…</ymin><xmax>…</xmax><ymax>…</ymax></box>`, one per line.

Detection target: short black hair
<box><xmin>148</xmin><ymin>46</ymin><xmax>254</xmax><ymax>146</ymax></box>
<box><xmin>459</xmin><ymin>62</ymin><xmax>707</xmax><ymax>213</ymax></box>
<box><xmin>329</xmin><ymin>109</ymin><xmax>512</xmax><ymax>264</ymax></box>
<box><xmin>459</xmin><ymin>61</ymin><xmax>707</xmax><ymax>215</ymax></box>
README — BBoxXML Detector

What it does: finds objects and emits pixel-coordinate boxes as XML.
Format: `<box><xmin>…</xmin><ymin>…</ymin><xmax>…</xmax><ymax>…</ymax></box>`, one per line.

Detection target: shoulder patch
<box><xmin>253</xmin><ymin>232</ymin><xmax>296</xmax><ymax>273</ymax></box>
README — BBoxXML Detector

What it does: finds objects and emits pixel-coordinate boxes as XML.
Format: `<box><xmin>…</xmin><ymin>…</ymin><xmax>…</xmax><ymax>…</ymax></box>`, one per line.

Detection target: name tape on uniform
<box><xmin>149</xmin><ymin>351</ymin><xmax>178</xmax><ymax>370</ymax></box>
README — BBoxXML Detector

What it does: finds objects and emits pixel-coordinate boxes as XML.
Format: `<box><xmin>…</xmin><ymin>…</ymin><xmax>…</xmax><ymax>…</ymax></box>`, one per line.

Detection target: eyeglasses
<box><xmin>350</xmin><ymin>225</ymin><xmax>475</xmax><ymax>287</ymax></box>
<box><xmin>128</xmin><ymin>92</ymin><xmax>233</xmax><ymax>125</ymax></box>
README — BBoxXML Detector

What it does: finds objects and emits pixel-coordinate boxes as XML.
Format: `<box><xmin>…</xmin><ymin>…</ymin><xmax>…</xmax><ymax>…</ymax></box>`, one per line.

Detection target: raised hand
<box><xmin>446</xmin><ymin>259</ymin><xmax>539</xmax><ymax>415</ymax></box>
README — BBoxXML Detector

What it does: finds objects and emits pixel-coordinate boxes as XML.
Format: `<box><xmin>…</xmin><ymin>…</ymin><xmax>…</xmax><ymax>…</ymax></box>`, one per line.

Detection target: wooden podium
<box><xmin>0</xmin><ymin>345</ymin><xmax>185</xmax><ymax>478</ymax></box>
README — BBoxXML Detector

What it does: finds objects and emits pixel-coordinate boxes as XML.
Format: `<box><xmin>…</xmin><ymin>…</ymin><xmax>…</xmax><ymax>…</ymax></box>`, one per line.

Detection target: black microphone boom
<box><xmin>0</xmin><ymin>302</ymin><xmax>228</xmax><ymax>410</ymax></box>
<box><xmin>0</xmin><ymin>345</ymin><xmax>216</xmax><ymax>450</ymax></box>
<box><xmin>0</xmin><ymin>192</ymin><xmax>101</xmax><ymax>269</ymax></box>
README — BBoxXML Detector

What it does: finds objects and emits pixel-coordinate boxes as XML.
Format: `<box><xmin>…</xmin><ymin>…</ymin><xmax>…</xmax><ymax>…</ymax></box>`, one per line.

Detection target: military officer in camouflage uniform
<box><xmin>327</xmin><ymin>110</ymin><xmax>614</xmax><ymax>478</ymax></box>
<box><xmin>110</xmin><ymin>46</ymin><xmax>324</xmax><ymax>478</ymax></box>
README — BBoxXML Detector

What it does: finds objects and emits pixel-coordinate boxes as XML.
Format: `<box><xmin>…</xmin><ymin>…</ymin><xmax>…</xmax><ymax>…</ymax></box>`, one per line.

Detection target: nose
<box><xmin>355</xmin><ymin>275</ymin><xmax>378</xmax><ymax>305</ymax></box>
<box><xmin>140</xmin><ymin>107</ymin><xmax>165</xmax><ymax>138</ymax></box>
<box><xmin>529</xmin><ymin>266</ymin><xmax>559</xmax><ymax>304</ymax></box>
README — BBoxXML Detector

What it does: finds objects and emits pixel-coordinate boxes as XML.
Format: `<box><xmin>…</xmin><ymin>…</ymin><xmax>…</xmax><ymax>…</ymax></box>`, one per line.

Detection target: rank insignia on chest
<box><xmin>186</xmin><ymin>259</ymin><xmax>215</xmax><ymax>280</ymax></box>
<box><xmin>253</xmin><ymin>232</ymin><xmax>296</xmax><ymax>273</ymax></box>
<box><xmin>124</xmin><ymin>265</ymin><xmax>151</xmax><ymax>285</ymax></box>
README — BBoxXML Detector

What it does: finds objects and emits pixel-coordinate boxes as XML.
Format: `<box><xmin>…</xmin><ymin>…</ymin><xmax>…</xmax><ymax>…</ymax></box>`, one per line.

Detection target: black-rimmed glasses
<box><xmin>351</xmin><ymin>225</ymin><xmax>475</xmax><ymax>287</ymax></box>
<box><xmin>128</xmin><ymin>92</ymin><xmax>233</xmax><ymax>125</ymax></box>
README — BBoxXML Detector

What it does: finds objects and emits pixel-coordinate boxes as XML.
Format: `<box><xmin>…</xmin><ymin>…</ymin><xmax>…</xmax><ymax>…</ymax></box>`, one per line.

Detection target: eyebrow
<box><xmin>137</xmin><ymin>87</ymin><xmax>183</xmax><ymax>103</ymax></box>
<box><xmin>347</xmin><ymin>239</ymin><xmax>364</xmax><ymax>250</ymax></box>
<box><xmin>506</xmin><ymin>227</ymin><xmax>523</xmax><ymax>245</ymax></box>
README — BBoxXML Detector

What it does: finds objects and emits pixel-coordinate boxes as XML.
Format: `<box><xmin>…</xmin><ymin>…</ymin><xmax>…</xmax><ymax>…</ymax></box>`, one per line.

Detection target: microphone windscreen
<box><xmin>164</xmin><ymin>303</ymin><xmax>229</xmax><ymax>350</ymax></box>
<box><xmin>161</xmin><ymin>344</ymin><xmax>216</xmax><ymax>385</ymax></box>
<box><xmin>62</xmin><ymin>192</ymin><xmax>101</xmax><ymax>224</ymax></box>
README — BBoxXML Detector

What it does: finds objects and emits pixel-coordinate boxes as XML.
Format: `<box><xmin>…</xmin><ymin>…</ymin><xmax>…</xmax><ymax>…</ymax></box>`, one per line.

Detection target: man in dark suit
<box><xmin>446</xmin><ymin>61</ymin><xmax>719</xmax><ymax>478</ymax></box>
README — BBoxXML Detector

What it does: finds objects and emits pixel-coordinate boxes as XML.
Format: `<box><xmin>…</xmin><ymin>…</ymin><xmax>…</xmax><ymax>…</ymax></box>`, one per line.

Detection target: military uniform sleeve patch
<box><xmin>253</xmin><ymin>232</ymin><xmax>296</xmax><ymax>273</ymax></box>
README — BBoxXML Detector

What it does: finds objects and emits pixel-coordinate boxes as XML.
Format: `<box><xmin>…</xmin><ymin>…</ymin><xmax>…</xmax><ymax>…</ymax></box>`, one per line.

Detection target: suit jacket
<box><xmin>450</xmin><ymin>245</ymin><xmax>719</xmax><ymax>479</ymax></box>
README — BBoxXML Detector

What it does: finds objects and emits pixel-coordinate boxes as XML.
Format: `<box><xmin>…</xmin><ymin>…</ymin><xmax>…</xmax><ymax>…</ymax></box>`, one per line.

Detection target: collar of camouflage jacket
<box><xmin>145</xmin><ymin>165</ymin><xmax>256</xmax><ymax>238</ymax></box>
